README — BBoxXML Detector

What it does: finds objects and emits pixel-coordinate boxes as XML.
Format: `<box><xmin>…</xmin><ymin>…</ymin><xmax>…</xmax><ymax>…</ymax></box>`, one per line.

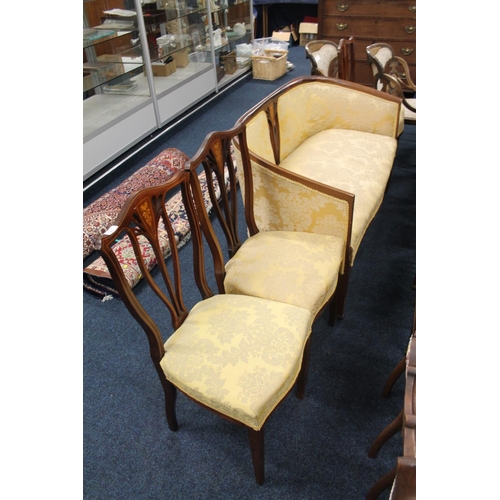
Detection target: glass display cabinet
<box><xmin>83</xmin><ymin>0</ymin><xmax>253</xmax><ymax>181</ymax></box>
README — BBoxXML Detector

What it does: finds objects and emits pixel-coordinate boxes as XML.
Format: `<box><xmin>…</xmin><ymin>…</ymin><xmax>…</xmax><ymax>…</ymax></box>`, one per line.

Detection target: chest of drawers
<box><xmin>318</xmin><ymin>0</ymin><xmax>416</xmax><ymax>86</ymax></box>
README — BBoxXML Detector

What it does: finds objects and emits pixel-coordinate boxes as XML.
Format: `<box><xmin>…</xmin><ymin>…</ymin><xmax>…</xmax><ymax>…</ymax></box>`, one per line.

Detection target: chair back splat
<box><xmin>97</xmin><ymin>169</ymin><xmax>315</xmax><ymax>485</ymax></box>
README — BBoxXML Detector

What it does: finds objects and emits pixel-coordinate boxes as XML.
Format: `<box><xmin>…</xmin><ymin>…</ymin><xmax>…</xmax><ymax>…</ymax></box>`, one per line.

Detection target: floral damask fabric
<box><xmin>161</xmin><ymin>294</ymin><xmax>312</xmax><ymax>430</ymax></box>
<box><xmin>232</xmin><ymin>150</ymin><xmax>351</xmax><ymax>269</ymax></box>
<box><xmin>276</xmin><ymin>81</ymin><xmax>400</xmax><ymax>161</ymax></box>
<box><xmin>83</xmin><ymin>148</ymin><xmax>189</xmax><ymax>260</ymax></box>
<box><xmin>279</xmin><ymin>128</ymin><xmax>397</xmax><ymax>262</ymax></box>
<box><xmin>224</xmin><ymin>230</ymin><xmax>344</xmax><ymax>316</ymax></box>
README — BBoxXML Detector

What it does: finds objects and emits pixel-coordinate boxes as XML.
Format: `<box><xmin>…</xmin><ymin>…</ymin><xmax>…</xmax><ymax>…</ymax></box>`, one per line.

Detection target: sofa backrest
<box><xmin>238</xmin><ymin>76</ymin><xmax>401</xmax><ymax>164</ymax></box>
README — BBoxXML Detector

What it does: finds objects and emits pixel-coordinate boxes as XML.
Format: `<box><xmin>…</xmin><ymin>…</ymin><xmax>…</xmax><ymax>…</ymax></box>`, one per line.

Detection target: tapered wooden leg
<box><xmin>382</xmin><ymin>356</ymin><xmax>406</xmax><ymax>398</ymax></box>
<box><xmin>328</xmin><ymin>296</ymin><xmax>337</xmax><ymax>327</ymax></box>
<box><xmin>296</xmin><ymin>337</ymin><xmax>311</xmax><ymax>400</ymax></box>
<box><xmin>366</xmin><ymin>467</ymin><xmax>396</xmax><ymax>500</ymax></box>
<box><xmin>334</xmin><ymin>257</ymin><xmax>352</xmax><ymax>319</ymax></box>
<box><xmin>156</xmin><ymin>364</ymin><xmax>178</xmax><ymax>431</ymax></box>
<box><xmin>368</xmin><ymin>409</ymin><xmax>403</xmax><ymax>458</ymax></box>
<box><xmin>248</xmin><ymin>428</ymin><xmax>265</xmax><ymax>485</ymax></box>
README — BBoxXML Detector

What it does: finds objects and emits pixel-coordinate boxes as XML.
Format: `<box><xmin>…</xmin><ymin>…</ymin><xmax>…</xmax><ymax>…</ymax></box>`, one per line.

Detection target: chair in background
<box><xmin>185</xmin><ymin>123</ymin><xmax>354</xmax><ymax>331</ymax></box>
<box><xmin>366</xmin><ymin>42</ymin><xmax>416</xmax><ymax>124</ymax></box>
<box><xmin>305</xmin><ymin>37</ymin><xmax>355</xmax><ymax>81</ymax></box>
<box><xmin>338</xmin><ymin>36</ymin><xmax>355</xmax><ymax>81</ymax></box>
<box><xmin>97</xmin><ymin>170</ymin><xmax>314</xmax><ymax>485</ymax></box>
<box><xmin>305</xmin><ymin>40</ymin><xmax>339</xmax><ymax>78</ymax></box>
<box><xmin>367</xmin><ymin>326</ymin><xmax>416</xmax><ymax>499</ymax></box>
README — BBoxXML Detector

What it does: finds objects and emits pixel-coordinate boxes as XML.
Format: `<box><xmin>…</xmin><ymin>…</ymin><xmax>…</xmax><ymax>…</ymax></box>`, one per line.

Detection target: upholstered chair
<box><xmin>97</xmin><ymin>170</ymin><xmax>315</xmax><ymax>485</ymax></box>
<box><xmin>305</xmin><ymin>37</ymin><xmax>355</xmax><ymax>81</ymax></box>
<box><xmin>185</xmin><ymin>123</ymin><xmax>354</xmax><ymax>328</ymax></box>
<box><xmin>305</xmin><ymin>40</ymin><xmax>339</xmax><ymax>77</ymax></box>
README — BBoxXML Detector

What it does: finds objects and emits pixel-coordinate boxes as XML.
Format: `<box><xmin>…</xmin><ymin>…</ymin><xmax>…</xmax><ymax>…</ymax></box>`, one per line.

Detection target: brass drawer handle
<box><xmin>401</xmin><ymin>47</ymin><xmax>414</xmax><ymax>56</ymax></box>
<box><xmin>408</xmin><ymin>5</ymin><xmax>416</xmax><ymax>13</ymax></box>
<box><xmin>405</xmin><ymin>25</ymin><xmax>416</xmax><ymax>34</ymax></box>
<box><xmin>337</xmin><ymin>4</ymin><xmax>349</xmax><ymax>11</ymax></box>
<box><xmin>336</xmin><ymin>22</ymin><xmax>348</xmax><ymax>31</ymax></box>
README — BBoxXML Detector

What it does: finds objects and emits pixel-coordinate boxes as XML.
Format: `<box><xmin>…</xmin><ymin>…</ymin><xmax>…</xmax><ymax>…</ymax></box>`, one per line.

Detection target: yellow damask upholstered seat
<box><xmin>98</xmin><ymin>170</ymin><xmax>314</xmax><ymax>485</ymax></box>
<box><xmin>224</xmin><ymin>231</ymin><xmax>344</xmax><ymax>314</ymax></box>
<box><xmin>186</xmin><ymin>124</ymin><xmax>354</xmax><ymax>326</ymax></box>
<box><xmin>161</xmin><ymin>293</ymin><xmax>311</xmax><ymax>431</ymax></box>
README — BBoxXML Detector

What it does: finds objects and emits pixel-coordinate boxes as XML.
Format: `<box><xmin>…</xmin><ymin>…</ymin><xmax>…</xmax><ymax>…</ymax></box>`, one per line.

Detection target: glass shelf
<box><xmin>83</xmin><ymin>0</ymin><xmax>253</xmax><ymax>181</ymax></box>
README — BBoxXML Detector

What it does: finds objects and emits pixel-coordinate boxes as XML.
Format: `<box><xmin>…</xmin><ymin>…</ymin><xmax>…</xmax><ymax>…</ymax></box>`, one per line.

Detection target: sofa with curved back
<box><xmin>232</xmin><ymin>76</ymin><xmax>403</xmax><ymax>315</ymax></box>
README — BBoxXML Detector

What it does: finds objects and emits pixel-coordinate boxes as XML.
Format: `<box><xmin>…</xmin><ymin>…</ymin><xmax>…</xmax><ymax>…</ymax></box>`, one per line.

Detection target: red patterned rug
<box><xmin>83</xmin><ymin>148</ymin><xmax>188</xmax><ymax>260</ymax></box>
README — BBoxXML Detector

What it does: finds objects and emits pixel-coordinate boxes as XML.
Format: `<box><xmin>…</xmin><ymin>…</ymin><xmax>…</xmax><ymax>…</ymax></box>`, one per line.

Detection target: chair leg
<box><xmin>368</xmin><ymin>409</ymin><xmax>403</xmax><ymax>459</ymax></box>
<box><xmin>248</xmin><ymin>428</ymin><xmax>265</xmax><ymax>485</ymax></box>
<box><xmin>327</xmin><ymin>296</ymin><xmax>337</xmax><ymax>327</ymax></box>
<box><xmin>382</xmin><ymin>356</ymin><xmax>406</xmax><ymax>398</ymax></box>
<box><xmin>366</xmin><ymin>467</ymin><xmax>396</xmax><ymax>500</ymax></box>
<box><xmin>156</xmin><ymin>366</ymin><xmax>179</xmax><ymax>431</ymax></box>
<box><xmin>335</xmin><ymin>264</ymin><xmax>351</xmax><ymax>319</ymax></box>
<box><xmin>295</xmin><ymin>337</ymin><xmax>311</xmax><ymax>400</ymax></box>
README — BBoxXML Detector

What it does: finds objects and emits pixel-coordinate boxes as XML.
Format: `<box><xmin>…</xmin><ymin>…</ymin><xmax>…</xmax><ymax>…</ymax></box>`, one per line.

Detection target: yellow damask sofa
<box><xmin>232</xmin><ymin>76</ymin><xmax>402</xmax><ymax>314</ymax></box>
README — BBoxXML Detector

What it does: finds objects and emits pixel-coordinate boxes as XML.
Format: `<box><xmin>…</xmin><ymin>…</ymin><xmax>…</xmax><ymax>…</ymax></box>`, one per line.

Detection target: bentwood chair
<box><xmin>185</xmin><ymin>123</ymin><xmax>354</xmax><ymax>329</ymax></box>
<box><xmin>366</xmin><ymin>43</ymin><xmax>416</xmax><ymax>124</ymax></box>
<box><xmin>97</xmin><ymin>170</ymin><xmax>314</xmax><ymax>485</ymax></box>
<box><xmin>305</xmin><ymin>40</ymin><xmax>339</xmax><ymax>78</ymax></box>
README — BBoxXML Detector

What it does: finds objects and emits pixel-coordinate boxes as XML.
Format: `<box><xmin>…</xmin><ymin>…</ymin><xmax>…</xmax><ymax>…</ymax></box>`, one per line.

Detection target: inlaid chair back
<box><xmin>186</xmin><ymin>123</ymin><xmax>354</xmax><ymax>325</ymax></box>
<box><xmin>305</xmin><ymin>40</ymin><xmax>339</xmax><ymax>78</ymax></box>
<box><xmin>366</xmin><ymin>42</ymin><xmax>416</xmax><ymax>122</ymax></box>
<box><xmin>98</xmin><ymin>169</ymin><xmax>314</xmax><ymax>485</ymax></box>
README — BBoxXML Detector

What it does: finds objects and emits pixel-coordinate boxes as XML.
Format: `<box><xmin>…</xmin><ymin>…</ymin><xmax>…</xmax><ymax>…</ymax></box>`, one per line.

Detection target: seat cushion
<box><xmin>161</xmin><ymin>294</ymin><xmax>312</xmax><ymax>430</ymax></box>
<box><xmin>224</xmin><ymin>231</ymin><xmax>344</xmax><ymax>316</ymax></box>
<box><xmin>279</xmin><ymin>129</ymin><xmax>397</xmax><ymax>262</ymax></box>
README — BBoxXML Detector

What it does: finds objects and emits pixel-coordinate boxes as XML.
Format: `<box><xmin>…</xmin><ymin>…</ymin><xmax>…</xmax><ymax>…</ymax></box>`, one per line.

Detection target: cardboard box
<box><xmin>220</xmin><ymin>50</ymin><xmax>237</xmax><ymax>74</ymax></box>
<box><xmin>149</xmin><ymin>60</ymin><xmax>176</xmax><ymax>77</ymax></box>
<box><xmin>299</xmin><ymin>22</ymin><xmax>318</xmax><ymax>46</ymax></box>
<box><xmin>271</xmin><ymin>31</ymin><xmax>292</xmax><ymax>47</ymax></box>
<box><xmin>172</xmin><ymin>48</ymin><xmax>189</xmax><ymax>68</ymax></box>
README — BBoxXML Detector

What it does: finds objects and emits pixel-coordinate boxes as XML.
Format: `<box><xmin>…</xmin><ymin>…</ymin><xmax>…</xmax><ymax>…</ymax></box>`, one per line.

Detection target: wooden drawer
<box><xmin>321</xmin><ymin>16</ymin><xmax>416</xmax><ymax>40</ymax></box>
<box><xmin>322</xmin><ymin>0</ymin><xmax>416</xmax><ymax>18</ymax></box>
